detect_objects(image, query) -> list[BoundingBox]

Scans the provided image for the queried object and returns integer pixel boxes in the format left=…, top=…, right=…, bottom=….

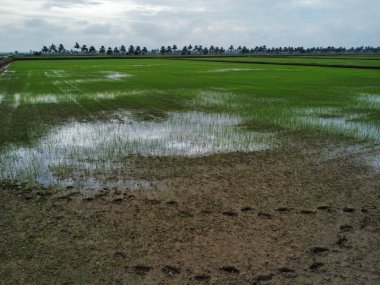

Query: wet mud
left=0, top=144, right=379, bottom=284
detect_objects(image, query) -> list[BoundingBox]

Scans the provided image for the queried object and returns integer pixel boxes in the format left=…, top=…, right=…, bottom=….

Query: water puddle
left=13, top=94, right=20, bottom=108
left=294, top=108, right=380, bottom=143
left=104, top=71, right=131, bottom=79
left=0, top=111, right=275, bottom=188
left=29, top=94, right=60, bottom=104
left=45, top=70, right=65, bottom=78
left=2, top=90, right=154, bottom=107
left=358, top=93, right=380, bottom=108
left=0, top=65, right=15, bottom=75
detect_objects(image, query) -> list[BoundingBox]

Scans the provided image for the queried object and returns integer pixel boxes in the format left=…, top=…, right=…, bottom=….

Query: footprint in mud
left=309, top=262, right=324, bottom=272
left=275, top=207, right=292, bottom=213
left=339, top=224, right=353, bottom=232
left=241, top=206, right=255, bottom=213
left=222, top=211, right=238, bottom=217
left=146, top=199, right=161, bottom=205
left=317, top=205, right=332, bottom=212
left=162, top=265, right=181, bottom=276
left=133, top=265, right=152, bottom=275
left=178, top=210, right=194, bottom=218
left=194, top=274, right=211, bottom=281
left=252, top=274, right=273, bottom=284
left=126, top=194, right=136, bottom=201
left=114, top=251, right=127, bottom=259
left=94, top=192, right=108, bottom=199
left=361, top=205, right=376, bottom=213
left=278, top=267, right=297, bottom=278
left=311, top=247, right=329, bottom=254
left=343, top=207, right=355, bottom=213
left=219, top=266, right=240, bottom=274
left=112, top=196, right=124, bottom=203
left=200, top=209, right=213, bottom=215
left=82, top=197, right=95, bottom=202
left=258, top=212, right=273, bottom=219
left=166, top=201, right=178, bottom=206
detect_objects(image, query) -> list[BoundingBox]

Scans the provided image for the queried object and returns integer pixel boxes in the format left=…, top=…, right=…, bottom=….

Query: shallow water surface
left=0, top=111, right=275, bottom=188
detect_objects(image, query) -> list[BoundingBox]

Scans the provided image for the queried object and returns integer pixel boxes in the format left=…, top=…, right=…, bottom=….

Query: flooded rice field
left=1, top=59, right=379, bottom=285
left=0, top=111, right=275, bottom=188
left=294, top=107, right=380, bottom=143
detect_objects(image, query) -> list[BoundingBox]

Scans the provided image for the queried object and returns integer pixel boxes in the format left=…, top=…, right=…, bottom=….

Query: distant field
left=190, top=56, right=380, bottom=68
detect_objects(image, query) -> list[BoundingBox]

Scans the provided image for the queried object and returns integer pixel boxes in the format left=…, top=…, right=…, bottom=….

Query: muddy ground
left=0, top=141, right=379, bottom=284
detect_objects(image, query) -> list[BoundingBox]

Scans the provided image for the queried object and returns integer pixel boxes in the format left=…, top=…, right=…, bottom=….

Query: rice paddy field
left=193, top=55, right=380, bottom=68
left=0, top=57, right=379, bottom=284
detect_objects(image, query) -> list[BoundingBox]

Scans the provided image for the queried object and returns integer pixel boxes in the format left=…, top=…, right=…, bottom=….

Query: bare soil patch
left=0, top=143, right=379, bottom=284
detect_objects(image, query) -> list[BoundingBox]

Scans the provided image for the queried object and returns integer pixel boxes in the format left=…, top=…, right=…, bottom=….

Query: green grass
left=0, top=58, right=379, bottom=148
left=191, top=56, right=380, bottom=67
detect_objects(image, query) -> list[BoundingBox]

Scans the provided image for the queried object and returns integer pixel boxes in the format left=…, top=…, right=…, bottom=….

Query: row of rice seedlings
left=289, top=107, right=380, bottom=143
left=190, top=89, right=379, bottom=143
left=189, top=89, right=283, bottom=111
left=1, top=89, right=161, bottom=107
left=357, top=93, right=380, bottom=109
left=0, top=111, right=276, bottom=187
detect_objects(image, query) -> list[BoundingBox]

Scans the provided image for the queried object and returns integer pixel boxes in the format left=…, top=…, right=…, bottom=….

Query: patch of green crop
left=193, top=56, right=380, bottom=67
left=0, top=58, right=379, bottom=150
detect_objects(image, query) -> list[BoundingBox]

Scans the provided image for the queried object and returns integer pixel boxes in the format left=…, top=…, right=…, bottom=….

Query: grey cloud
left=0, top=0, right=379, bottom=52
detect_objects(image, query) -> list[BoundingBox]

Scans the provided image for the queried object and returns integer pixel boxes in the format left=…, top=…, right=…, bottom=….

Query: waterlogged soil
left=0, top=143, right=379, bottom=284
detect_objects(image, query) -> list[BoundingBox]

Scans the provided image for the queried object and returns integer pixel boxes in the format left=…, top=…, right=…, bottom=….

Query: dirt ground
left=0, top=141, right=379, bottom=284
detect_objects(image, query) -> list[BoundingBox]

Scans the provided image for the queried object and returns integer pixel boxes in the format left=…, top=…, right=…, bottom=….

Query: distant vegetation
left=27, top=43, right=380, bottom=56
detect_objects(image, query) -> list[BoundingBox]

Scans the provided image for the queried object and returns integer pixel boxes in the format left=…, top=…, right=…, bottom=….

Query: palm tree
left=89, top=46, right=97, bottom=53
left=81, top=45, right=88, bottom=53
left=142, top=47, right=148, bottom=55
left=135, top=46, right=141, bottom=55
left=128, top=45, right=135, bottom=55
left=113, top=47, right=120, bottom=54
left=41, top=46, right=49, bottom=54
left=160, top=46, right=166, bottom=55
left=166, top=46, right=172, bottom=54
left=74, top=42, right=80, bottom=53
left=49, top=44, right=57, bottom=53
left=107, top=47, right=113, bottom=55
left=172, top=45, right=178, bottom=53
left=58, top=44, right=65, bottom=53
left=99, top=46, right=106, bottom=55
left=120, top=45, right=126, bottom=54
left=228, top=45, right=234, bottom=53
left=181, top=46, right=188, bottom=55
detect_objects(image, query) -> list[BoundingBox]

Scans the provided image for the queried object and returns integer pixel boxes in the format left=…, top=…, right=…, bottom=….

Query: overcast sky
left=0, top=0, right=379, bottom=52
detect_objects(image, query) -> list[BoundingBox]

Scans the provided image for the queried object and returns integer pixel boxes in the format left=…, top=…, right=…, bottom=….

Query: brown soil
left=0, top=143, right=379, bottom=284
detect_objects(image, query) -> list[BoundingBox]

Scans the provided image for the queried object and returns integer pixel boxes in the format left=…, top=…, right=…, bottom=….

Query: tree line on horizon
left=33, top=42, right=380, bottom=56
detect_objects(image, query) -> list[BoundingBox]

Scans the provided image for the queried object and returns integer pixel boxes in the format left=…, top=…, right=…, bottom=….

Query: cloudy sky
left=0, top=0, right=379, bottom=52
